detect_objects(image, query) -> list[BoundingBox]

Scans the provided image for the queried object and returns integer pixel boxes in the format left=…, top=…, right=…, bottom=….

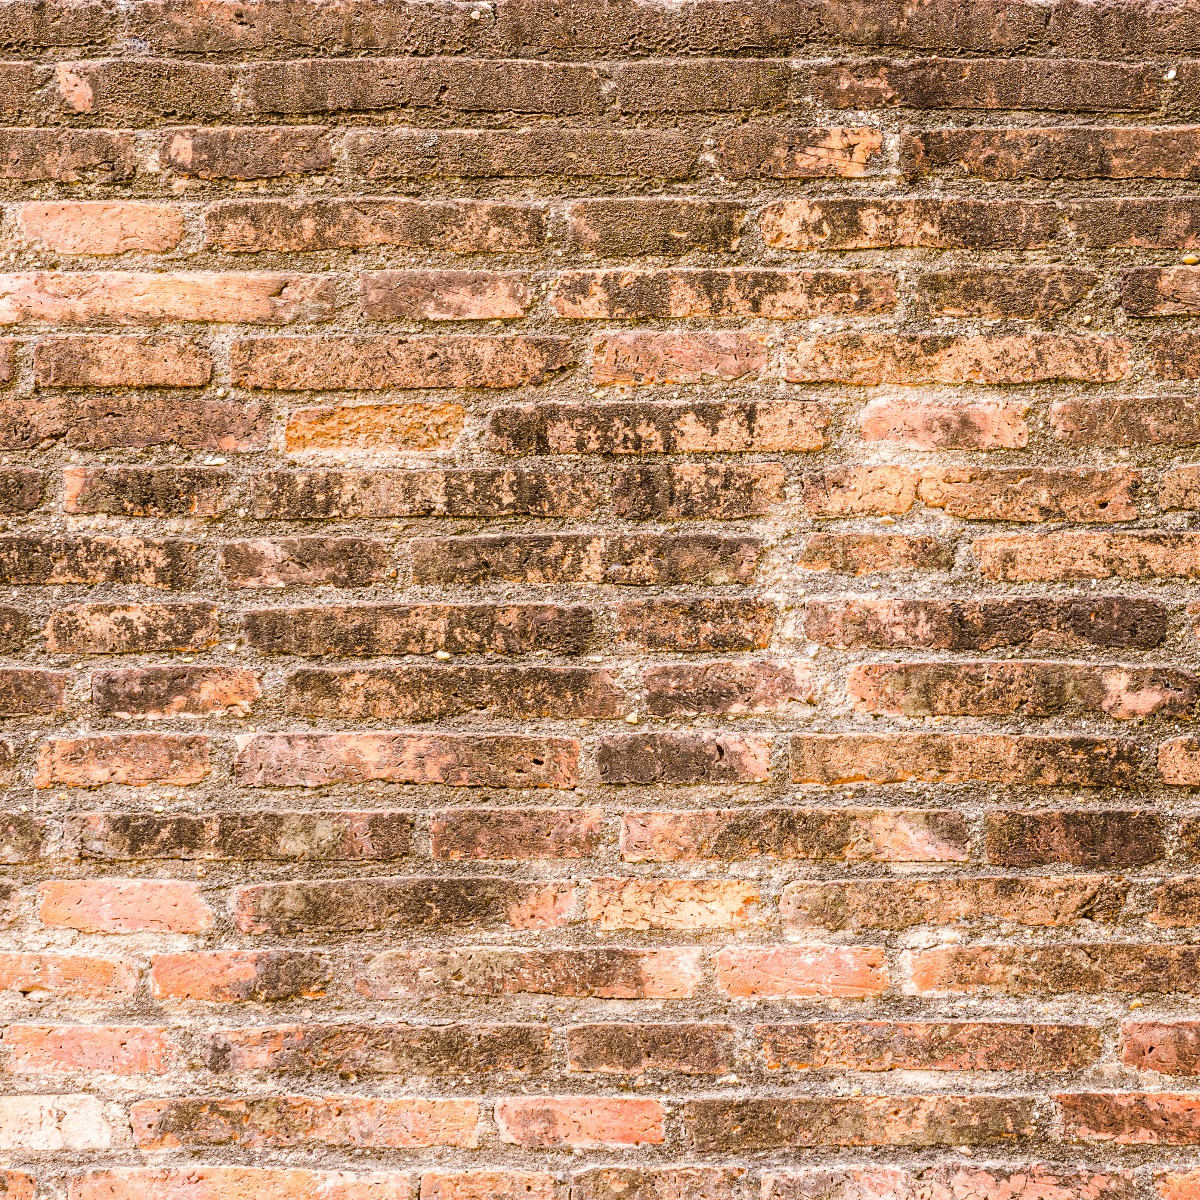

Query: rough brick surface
left=1, top=2, right=1198, bottom=1193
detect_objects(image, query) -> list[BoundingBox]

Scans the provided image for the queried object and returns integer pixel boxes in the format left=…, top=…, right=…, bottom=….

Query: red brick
left=132, top=1096, right=480, bottom=1149
left=255, top=468, right=597, bottom=520
left=563, top=198, right=746, bottom=255
left=806, top=596, right=1168, bottom=651
left=919, top=267, right=1096, bottom=317
left=566, top=1023, right=735, bottom=1074
left=0, top=953, right=137, bottom=1000
left=813, top=57, right=1159, bottom=110
left=592, top=330, right=767, bottom=385
left=990, top=809, right=1165, bottom=868
left=243, top=603, right=593, bottom=657
left=975, top=532, right=1200, bottom=581
left=1122, top=1022, right=1200, bottom=1075
left=0, top=272, right=335, bottom=325
left=1056, top=395, right=1200, bottom=446
left=0, top=668, right=64, bottom=715
left=421, top=1173, right=550, bottom=1200
left=234, top=732, right=579, bottom=789
left=1149, top=331, right=1200, bottom=378
left=491, top=399, right=827, bottom=453
left=760, top=1021, right=1100, bottom=1071
left=39, top=879, right=212, bottom=933
left=362, top=271, right=533, bottom=320
left=91, top=666, right=260, bottom=717
left=905, top=127, right=1200, bottom=179
left=0, top=535, right=196, bottom=588
left=347, top=128, right=699, bottom=180
left=800, top=466, right=916, bottom=516
left=2, top=1025, right=175, bottom=1075
left=615, top=58, right=795, bottom=111
left=919, top=466, right=1139, bottom=522
left=495, top=1097, right=663, bottom=1148
left=621, top=807, right=967, bottom=863
left=585, top=878, right=760, bottom=929
left=34, top=336, right=212, bottom=388
left=850, top=662, right=1194, bottom=720
left=1147, top=877, right=1200, bottom=926
left=791, top=733, right=1139, bottom=786
left=1161, top=466, right=1200, bottom=510
left=763, top=1168, right=1134, bottom=1200
left=906, top=944, right=1200, bottom=996
left=77, top=807, right=400, bottom=866
left=1064, top=199, right=1200, bottom=248
left=0, top=1173, right=30, bottom=1200
left=714, top=946, right=888, bottom=998
left=551, top=268, right=894, bottom=319
left=207, top=198, right=545, bottom=252
left=799, top=533, right=952, bottom=574
left=1060, top=1093, right=1200, bottom=1144
left=613, top=462, right=785, bottom=519
left=785, top=332, right=1128, bottom=384
left=1159, top=1171, right=1200, bottom=1200
left=45, top=602, right=219, bottom=654
left=761, top=198, right=1058, bottom=249
left=643, top=661, right=811, bottom=715
left=150, top=951, right=331, bottom=1003
left=54, top=59, right=238, bottom=119
left=430, top=809, right=602, bottom=860
left=685, top=1096, right=1034, bottom=1149
left=220, top=538, right=389, bottom=587
left=0, top=1093, right=126, bottom=1150
left=0, top=129, right=134, bottom=182
left=286, top=664, right=623, bottom=721
left=164, top=127, right=332, bottom=179
left=240, top=58, right=603, bottom=115
left=284, top=404, right=464, bottom=453
left=235, top=878, right=574, bottom=934
left=17, top=201, right=183, bottom=254
left=356, top=948, right=701, bottom=1000
left=572, top=1169, right=742, bottom=1200
left=616, top=598, right=775, bottom=651
left=232, top=335, right=572, bottom=390
left=714, top=126, right=884, bottom=177
left=1124, top=267, right=1200, bottom=315
left=35, top=733, right=210, bottom=788
left=204, top=1022, right=549, bottom=1076
left=70, top=1168, right=410, bottom=1200
left=411, top=534, right=759, bottom=586
left=860, top=395, right=1029, bottom=448
left=0, top=395, right=267, bottom=451
left=786, top=877, right=1124, bottom=930
left=64, top=466, right=229, bottom=518
left=597, top=732, right=771, bottom=785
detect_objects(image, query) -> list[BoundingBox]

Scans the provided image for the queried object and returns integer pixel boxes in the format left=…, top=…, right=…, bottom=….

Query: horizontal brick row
left=0, top=1014, right=1197, bottom=1075
left=10, top=58, right=1200, bottom=122
left=2, top=1089, right=1200, bottom=1150
left=20, top=197, right=1200, bottom=255
left=16, top=530, right=1200, bottom=587
left=11, top=870, right=1200, bottom=932
left=3, top=729, right=1200, bottom=787
left=2, top=659, right=1200, bottom=726
left=23, top=125, right=1200, bottom=181
left=26, top=940, right=1200, bottom=1001
left=9, top=0, right=1200, bottom=58
left=0, top=806, right=1196, bottom=866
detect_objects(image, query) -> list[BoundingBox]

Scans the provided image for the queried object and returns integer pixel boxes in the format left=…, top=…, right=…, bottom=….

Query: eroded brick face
left=2, top=2, right=1200, bottom=1194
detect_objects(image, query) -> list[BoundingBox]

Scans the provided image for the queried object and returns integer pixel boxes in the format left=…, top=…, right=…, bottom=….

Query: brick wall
left=3, top=0, right=1200, bottom=1196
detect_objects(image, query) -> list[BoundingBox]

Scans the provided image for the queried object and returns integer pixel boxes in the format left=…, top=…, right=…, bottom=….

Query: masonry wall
left=5, top=0, right=1200, bottom=1196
